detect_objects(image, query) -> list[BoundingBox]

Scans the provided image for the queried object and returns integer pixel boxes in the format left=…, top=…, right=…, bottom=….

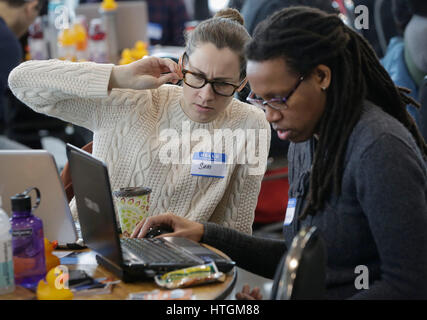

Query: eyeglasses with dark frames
left=180, top=52, right=246, bottom=97
left=246, top=76, right=304, bottom=111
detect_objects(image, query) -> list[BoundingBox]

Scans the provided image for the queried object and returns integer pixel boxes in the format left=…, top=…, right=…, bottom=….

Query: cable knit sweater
left=8, top=59, right=271, bottom=234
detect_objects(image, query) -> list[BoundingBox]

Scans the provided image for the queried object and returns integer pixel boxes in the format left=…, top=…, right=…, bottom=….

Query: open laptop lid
left=66, top=143, right=124, bottom=267
left=0, top=150, right=77, bottom=245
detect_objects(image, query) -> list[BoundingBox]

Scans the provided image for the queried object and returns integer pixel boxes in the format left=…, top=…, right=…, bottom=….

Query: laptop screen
left=66, top=144, right=124, bottom=266
left=0, top=150, right=77, bottom=245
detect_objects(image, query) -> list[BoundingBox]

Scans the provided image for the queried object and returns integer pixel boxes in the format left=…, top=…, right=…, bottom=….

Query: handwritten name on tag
left=190, top=152, right=227, bottom=178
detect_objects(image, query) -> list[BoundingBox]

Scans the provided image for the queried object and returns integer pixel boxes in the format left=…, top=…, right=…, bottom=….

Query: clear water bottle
left=47, top=0, right=63, bottom=59
left=0, top=197, right=15, bottom=295
left=88, top=18, right=108, bottom=63
left=10, top=187, right=46, bottom=289
left=57, top=27, right=76, bottom=61
left=74, top=15, right=89, bottom=61
left=99, top=0, right=119, bottom=64
left=28, top=16, right=49, bottom=60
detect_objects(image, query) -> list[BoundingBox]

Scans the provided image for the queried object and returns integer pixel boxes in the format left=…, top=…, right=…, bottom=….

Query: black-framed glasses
left=180, top=52, right=246, bottom=97
left=246, top=76, right=305, bottom=111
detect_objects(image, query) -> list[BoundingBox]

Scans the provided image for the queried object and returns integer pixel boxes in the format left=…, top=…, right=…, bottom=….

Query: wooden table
left=1, top=244, right=237, bottom=300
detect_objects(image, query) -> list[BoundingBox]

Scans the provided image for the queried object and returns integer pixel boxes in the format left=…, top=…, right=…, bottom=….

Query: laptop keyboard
left=121, top=238, right=201, bottom=264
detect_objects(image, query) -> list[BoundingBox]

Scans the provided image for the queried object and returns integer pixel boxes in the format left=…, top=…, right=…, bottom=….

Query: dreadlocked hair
left=246, top=6, right=427, bottom=219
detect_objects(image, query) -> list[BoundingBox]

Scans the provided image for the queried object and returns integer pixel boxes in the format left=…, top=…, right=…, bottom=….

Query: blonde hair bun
left=214, top=8, right=245, bottom=26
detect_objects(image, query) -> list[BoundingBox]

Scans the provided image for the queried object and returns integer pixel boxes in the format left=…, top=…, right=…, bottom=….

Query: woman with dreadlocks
left=131, top=6, right=427, bottom=299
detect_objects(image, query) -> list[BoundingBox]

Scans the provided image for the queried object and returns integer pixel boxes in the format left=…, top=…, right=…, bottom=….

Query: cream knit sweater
left=8, top=59, right=271, bottom=234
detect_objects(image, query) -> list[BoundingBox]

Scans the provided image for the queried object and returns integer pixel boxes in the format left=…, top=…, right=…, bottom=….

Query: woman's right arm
left=8, top=59, right=114, bottom=131
left=8, top=57, right=181, bottom=131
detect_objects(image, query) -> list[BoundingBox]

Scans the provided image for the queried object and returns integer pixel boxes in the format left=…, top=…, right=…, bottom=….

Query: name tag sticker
left=284, top=198, right=296, bottom=226
left=191, top=152, right=226, bottom=178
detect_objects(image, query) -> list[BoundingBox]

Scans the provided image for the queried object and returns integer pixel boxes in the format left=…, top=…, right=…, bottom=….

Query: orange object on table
left=44, top=238, right=60, bottom=272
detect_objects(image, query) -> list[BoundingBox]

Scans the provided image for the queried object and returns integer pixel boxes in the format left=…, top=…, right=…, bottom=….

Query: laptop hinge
left=95, top=254, right=125, bottom=280
left=95, top=254, right=155, bottom=282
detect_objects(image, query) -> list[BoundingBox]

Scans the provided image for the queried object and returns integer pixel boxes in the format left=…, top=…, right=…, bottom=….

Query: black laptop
left=66, top=143, right=235, bottom=282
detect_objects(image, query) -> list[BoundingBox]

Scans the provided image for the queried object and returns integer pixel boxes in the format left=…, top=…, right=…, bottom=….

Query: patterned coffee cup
left=112, top=187, right=151, bottom=237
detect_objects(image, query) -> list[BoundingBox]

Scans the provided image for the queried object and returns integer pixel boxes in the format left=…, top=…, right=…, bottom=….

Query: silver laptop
left=0, top=150, right=78, bottom=246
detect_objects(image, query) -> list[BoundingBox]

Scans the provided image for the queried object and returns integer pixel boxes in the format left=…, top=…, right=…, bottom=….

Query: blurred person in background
left=0, top=0, right=42, bottom=149
left=351, top=0, right=397, bottom=58
left=240, top=0, right=336, bottom=36
left=381, top=0, right=427, bottom=129
left=228, top=0, right=245, bottom=11
left=145, top=0, right=189, bottom=46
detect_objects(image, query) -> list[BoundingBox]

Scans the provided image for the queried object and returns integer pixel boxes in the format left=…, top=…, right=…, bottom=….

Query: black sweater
left=202, top=102, right=427, bottom=299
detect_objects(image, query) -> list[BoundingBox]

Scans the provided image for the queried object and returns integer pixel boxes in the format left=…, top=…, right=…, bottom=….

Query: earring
left=321, top=87, right=327, bottom=91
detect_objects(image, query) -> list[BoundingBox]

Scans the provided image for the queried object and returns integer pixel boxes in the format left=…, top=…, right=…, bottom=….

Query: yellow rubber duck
left=131, top=41, right=148, bottom=60
left=119, top=49, right=135, bottom=65
left=101, top=0, right=117, bottom=11
left=44, top=238, right=60, bottom=272
left=37, top=267, right=74, bottom=300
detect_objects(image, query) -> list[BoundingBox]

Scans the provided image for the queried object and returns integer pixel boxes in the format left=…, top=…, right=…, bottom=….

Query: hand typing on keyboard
left=121, top=237, right=201, bottom=264
left=131, top=213, right=205, bottom=243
